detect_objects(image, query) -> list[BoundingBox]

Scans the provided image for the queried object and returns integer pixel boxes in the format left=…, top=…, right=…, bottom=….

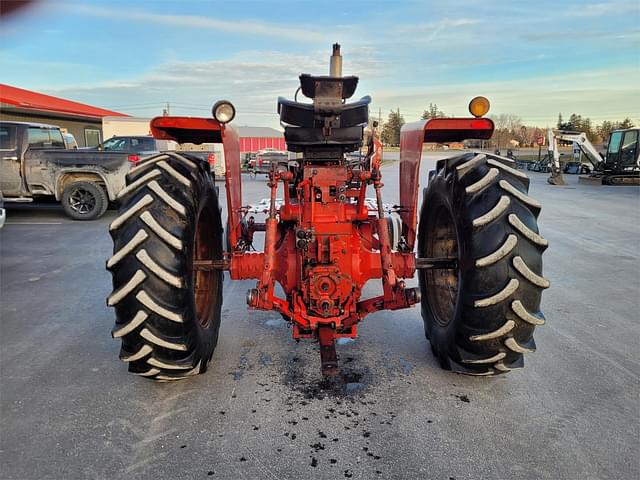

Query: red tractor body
left=108, top=45, right=547, bottom=381
left=149, top=90, right=494, bottom=374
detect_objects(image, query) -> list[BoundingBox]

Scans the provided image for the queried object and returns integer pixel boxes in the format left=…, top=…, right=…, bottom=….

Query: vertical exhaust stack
left=329, top=43, right=343, bottom=77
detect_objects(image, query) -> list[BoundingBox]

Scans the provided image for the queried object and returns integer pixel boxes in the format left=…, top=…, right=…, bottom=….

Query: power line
left=105, top=102, right=169, bottom=108
left=113, top=102, right=637, bottom=126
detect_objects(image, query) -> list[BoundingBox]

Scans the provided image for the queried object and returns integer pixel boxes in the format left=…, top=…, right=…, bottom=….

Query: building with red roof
left=0, top=84, right=128, bottom=147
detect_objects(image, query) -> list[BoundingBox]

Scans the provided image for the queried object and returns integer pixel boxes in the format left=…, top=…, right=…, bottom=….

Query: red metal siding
left=240, top=136, right=286, bottom=153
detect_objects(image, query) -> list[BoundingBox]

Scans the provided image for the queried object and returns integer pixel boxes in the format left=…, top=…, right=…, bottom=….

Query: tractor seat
left=283, top=125, right=365, bottom=153
left=277, top=95, right=371, bottom=129
left=278, top=96, right=370, bottom=153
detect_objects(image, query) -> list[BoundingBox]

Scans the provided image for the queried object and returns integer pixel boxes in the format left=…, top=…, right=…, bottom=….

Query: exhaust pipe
left=329, top=43, right=342, bottom=77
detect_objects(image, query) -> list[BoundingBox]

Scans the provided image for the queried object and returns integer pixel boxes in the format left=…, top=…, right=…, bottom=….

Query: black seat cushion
left=278, top=96, right=371, bottom=128
left=284, top=126, right=364, bottom=153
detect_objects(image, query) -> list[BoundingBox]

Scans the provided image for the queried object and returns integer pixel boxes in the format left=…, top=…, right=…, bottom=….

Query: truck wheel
left=61, top=181, right=108, bottom=220
left=106, top=152, right=224, bottom=381
left=418, top=152, right=549, bottom=375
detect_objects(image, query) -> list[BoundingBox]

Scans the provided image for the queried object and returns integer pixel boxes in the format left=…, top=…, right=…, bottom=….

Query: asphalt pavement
left=1, top=153, right=638, bottom=480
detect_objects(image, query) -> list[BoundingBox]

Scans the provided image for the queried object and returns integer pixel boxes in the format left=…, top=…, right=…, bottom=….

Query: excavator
left=547, top=128, right=640, bottom=185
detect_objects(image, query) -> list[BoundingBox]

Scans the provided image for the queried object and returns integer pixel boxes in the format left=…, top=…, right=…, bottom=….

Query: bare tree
left=491, top=114, right=523, bottom=149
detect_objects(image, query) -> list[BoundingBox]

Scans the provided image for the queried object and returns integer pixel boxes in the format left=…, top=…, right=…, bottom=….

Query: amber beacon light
left=468, top=96, right=490, bottom=117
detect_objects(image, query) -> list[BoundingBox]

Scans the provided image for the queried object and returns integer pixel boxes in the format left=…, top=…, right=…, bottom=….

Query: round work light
left=212, top=100, right=236, bottom=124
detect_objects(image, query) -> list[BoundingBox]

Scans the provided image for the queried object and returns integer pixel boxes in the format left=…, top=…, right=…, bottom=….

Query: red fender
left=149, top=116, right=243, bottom=248
left=398, top=117, right=494, bottom=249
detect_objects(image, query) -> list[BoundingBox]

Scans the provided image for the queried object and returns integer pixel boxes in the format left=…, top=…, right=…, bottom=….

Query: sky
left=1, top=0, right=639, bottom=128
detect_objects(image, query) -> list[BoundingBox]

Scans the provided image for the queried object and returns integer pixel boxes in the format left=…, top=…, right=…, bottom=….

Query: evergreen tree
left=381, top=109, right=404, bottom=146
left=619, top=118, right=634, bottom=129
left=421, top=103, right=446, bottom=120
left=567, top=113, right=582, bottom=131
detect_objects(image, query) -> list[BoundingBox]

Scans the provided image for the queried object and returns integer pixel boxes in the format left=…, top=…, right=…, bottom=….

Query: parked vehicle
left=546, top=128, right=639, bottom=185
left=597, top=128, right=639, bottom=184
left=242, top=152, right=256, bottom=171
left=248, top=149, right=288, bottom=177
left=0, top=121, right=131, bottom=220
left=0, top=191, right=5, bottom=228
left=564, top=161, right=591, bottom=174
left=101, top=117, right=225, bottom=176
left=92, top=135, right=174, bottom=166
left=188, top=150, right=225, bottom=178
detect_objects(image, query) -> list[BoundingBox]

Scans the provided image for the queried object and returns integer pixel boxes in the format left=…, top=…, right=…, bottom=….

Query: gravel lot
left=1, top=153, right=638, bottom=480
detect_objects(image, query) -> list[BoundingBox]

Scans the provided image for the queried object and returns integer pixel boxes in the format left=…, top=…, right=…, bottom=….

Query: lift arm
left=546, top=129, right=603, bottom=185
left=548, top=129, right=602, bottom=169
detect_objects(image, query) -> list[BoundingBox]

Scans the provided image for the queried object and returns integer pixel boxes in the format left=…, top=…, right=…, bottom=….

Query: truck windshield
left=102, top=138, right=128, bottom=151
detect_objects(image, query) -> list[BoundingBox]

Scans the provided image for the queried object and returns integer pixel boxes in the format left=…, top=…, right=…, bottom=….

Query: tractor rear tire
left=418, top=152, right=549, bottom=375
left=107, top=152, right=224, bottom=381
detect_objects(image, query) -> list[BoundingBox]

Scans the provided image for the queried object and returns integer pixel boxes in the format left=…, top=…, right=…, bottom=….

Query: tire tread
left=419, top=152, right=548, bottom=375
left=107, top=152, right=223, bottom=381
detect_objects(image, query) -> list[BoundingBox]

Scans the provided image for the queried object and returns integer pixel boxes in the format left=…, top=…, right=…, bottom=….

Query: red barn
left=237, top=126, right=286, bottom=153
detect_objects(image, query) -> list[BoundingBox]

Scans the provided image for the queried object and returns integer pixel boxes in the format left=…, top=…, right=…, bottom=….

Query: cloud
left=520, top=28, right=639, bottom=41
left=69, top=4, right=333, bottom=43
left=43, top=48, right=387, bottom=126
left=385, top=17, right=482, bottom=45
left=564, top=1, right=638, bottom=17
left=44, top=56, right=639, bottom=129
left=5, top=2, right=637, bottom=128
left=370, top=67, right=640, bottom=125
left=394, top=17, right=482, bottom=32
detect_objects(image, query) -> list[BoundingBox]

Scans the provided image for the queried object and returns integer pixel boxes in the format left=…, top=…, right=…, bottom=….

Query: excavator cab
left=605, top=129, right=639, bottom=172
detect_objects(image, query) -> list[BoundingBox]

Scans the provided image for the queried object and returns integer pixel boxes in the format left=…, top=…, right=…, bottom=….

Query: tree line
left=378, top=105, right=634, bottom=147
left=556, top=113, right=634, bottom=143
left=380, top=103, right=446, bottom=146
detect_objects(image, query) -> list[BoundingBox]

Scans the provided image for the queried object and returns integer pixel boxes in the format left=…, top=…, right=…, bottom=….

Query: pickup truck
left=0, top=121, right=131, bottom=220
left=90, top=135, right=175, bottom=165
left=247, top=149, right=289, bottom=177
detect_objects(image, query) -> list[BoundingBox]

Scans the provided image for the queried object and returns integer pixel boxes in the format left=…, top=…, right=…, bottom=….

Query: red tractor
left=107, top=45, right=549, bottom=381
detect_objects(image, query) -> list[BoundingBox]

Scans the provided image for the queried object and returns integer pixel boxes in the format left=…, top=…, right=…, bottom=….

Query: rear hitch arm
left=318, top=326, right=339, bottom=376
